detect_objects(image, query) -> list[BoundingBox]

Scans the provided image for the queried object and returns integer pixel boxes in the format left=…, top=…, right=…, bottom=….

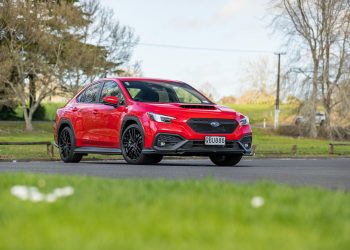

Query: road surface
left=0, top=158, right=349, bottom=190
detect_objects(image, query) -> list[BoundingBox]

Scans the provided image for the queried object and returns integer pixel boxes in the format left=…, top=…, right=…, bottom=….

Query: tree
left=118, top=61, right=143, bottom=77
left=272, top=0, right=350, bottom=138
left=218, top=95, right=236, bottom=105
left=0, top=0, right=138, bottom=130
left=59, top=0, right=138, bottom=96
left=198, top=82, right=219, bottom=101
left=240, top=57, right=275, bottom=94
left=0, top=0, right=87, bottom=130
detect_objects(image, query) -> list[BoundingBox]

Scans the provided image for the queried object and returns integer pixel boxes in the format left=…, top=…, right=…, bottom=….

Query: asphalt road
left=0, top=158, right=349, bottom=190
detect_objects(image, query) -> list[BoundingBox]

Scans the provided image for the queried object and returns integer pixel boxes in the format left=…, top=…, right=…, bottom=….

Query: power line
left=138, top=42, right=274, bottom=54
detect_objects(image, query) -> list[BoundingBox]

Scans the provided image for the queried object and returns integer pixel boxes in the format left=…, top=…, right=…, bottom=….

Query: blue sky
left=100, top=0, right=283, bottom=97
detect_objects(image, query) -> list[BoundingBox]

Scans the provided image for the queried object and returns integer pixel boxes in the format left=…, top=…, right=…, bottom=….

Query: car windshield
left=122, top=81, right=213, bottom=104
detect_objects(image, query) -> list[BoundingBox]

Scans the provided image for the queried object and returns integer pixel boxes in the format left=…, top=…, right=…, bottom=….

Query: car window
left=100, top=81, right=125, bottom=105
left=173, top=86, right=202, bottom=103
left=77, top=83, right=101, bottom=103
left=122, top=81, right=211, bottom=104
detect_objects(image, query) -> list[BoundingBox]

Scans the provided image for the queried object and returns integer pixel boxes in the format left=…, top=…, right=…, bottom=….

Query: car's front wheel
left=121, top=124, right=162, bottom=164
left=58, top=127, right=83, bottom=163
left=209, top=154, right=242, bottom=166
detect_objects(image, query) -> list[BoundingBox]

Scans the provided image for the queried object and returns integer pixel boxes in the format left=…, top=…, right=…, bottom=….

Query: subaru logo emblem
left=210, top=121, right=220, bottom=127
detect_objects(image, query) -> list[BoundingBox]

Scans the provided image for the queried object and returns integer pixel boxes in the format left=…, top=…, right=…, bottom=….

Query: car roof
left=101, top=77, right=187, bottom=84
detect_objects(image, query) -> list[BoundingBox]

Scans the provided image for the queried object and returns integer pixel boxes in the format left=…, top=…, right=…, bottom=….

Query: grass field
left=0, top=121, right=117, bottom=161
left=228, top=103, right=298, bottom=126
left=14, top=102, right=66, bottom=121
left=1, top=121, right=350, bottom=160
left=0, top=174, right=349, bottom=250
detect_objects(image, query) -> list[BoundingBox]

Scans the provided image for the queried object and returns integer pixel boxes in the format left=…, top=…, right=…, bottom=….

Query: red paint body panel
left=54, top=77, right=252, bottom=151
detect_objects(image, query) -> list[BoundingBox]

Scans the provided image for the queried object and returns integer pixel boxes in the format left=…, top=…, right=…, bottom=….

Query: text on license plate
left=205, top=136, right=226, bottom=145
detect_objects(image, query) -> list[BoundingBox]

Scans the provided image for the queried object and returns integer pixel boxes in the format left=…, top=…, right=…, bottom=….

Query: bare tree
left=59, top=0, right=138, bottom=96
left=198, top=82, right=219, bottom=101
left=240, top=57, right=275, bottom=94
left=118, top=61, right=143, bottom=77
left=272, top=0, right=350, bottom=138
left=318, top=1, right=350, bottom=137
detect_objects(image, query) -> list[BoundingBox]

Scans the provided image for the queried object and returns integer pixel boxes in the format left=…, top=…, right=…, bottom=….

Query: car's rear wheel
left=121, top=124, right=162, bottom=164
left=58, top=127, right=83, bottom=163
left=209, top=154, right=242, bottom=166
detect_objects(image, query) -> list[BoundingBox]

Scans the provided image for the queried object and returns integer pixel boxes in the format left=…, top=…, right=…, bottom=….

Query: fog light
left=244, top=143, right=251, bottom=148
left=156, top=134, right=183, bottom=148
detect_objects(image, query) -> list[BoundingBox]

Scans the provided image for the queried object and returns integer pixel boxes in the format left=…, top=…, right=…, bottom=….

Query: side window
left=100, top=81, right=125, bottom=105
left=77, top=91, right=86, bottom=103
left=77, top=83, right=101, bottom=103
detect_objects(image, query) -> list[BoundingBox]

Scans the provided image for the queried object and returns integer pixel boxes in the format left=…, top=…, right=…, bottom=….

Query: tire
left=209, top=154, right=242, bottom=166
left=121, top=124, right=160, bottom=165
left=148, top=155, right=163, bottom=164
left=58, top=127, right=83, bottom=163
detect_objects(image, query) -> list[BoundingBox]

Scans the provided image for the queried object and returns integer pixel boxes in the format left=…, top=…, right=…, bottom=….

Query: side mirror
left=102, top=96, right=119, bottom=106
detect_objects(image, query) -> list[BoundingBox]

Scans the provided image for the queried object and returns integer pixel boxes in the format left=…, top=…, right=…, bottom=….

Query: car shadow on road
left=82, top=160, right=254, bottom=168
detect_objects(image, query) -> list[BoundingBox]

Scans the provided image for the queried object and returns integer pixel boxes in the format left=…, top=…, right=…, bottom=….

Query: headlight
left=240, top=116, right=249, bottom=126
left=148, top=112, right=175, bottom=123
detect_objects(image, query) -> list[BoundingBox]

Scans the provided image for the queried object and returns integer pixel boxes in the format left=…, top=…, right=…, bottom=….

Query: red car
left=54, top=78, right=252, bottom=166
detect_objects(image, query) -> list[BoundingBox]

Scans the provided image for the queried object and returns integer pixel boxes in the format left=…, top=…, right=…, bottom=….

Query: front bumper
left=142, top=133, right=253, bottom=156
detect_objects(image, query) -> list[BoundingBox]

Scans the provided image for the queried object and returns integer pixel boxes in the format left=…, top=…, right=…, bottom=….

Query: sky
left=100, top=0, right=284, bottom=98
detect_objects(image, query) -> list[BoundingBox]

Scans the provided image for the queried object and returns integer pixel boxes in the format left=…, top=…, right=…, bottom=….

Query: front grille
left=187, top=118, right=238, bottom=134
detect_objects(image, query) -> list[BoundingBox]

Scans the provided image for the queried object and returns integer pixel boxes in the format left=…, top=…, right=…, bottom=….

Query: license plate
left=205, top=136, right=226, bottom=145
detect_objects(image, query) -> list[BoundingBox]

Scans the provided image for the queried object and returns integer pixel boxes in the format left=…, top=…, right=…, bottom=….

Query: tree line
left=0, top=0, right=138, bottom=130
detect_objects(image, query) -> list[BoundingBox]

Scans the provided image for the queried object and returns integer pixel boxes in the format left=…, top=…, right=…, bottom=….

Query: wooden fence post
left=252, top=145, right=256, bottom=155
left=291, top=145, right=297, bottom=156
left=47, top=144, right=54, bottom=158
left=328, top=143, right=334, bottom=154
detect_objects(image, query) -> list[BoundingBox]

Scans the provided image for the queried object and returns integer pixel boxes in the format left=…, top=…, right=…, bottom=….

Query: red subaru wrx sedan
left=54, top=78, right=252, bottom=166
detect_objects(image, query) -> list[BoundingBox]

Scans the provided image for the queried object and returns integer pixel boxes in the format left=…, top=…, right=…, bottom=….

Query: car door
left=93, top=80, right=127, bottom=148
left=78, top=82, right=103, bottom=147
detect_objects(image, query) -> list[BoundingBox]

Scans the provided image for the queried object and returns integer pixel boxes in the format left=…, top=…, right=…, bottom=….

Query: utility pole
left=274, top=52, right=286, bottom=129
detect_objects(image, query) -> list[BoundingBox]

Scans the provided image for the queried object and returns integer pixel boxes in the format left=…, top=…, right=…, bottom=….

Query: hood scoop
left=179, top=104, right=217, bottom=110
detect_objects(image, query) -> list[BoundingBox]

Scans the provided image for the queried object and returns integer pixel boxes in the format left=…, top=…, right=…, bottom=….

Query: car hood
left=137, top=103, right=241, bottom=120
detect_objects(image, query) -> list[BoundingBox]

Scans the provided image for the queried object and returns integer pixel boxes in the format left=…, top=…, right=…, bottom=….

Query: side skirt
left=74, top=147, right=122, bottom=155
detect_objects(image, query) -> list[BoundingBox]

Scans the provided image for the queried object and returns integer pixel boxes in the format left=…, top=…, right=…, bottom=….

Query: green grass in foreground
left=1, top=121, right=350, bottom=160
left=0, top=174, right=349, bottom=250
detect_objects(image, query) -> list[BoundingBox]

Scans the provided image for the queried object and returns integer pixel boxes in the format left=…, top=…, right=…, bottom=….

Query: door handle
left=72, top=107, right=78, bottom=112
left=92, top=110, right=98, bottom=115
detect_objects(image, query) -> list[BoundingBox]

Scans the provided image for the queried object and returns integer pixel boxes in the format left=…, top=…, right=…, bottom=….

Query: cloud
left=170, top=0, right=251, bottom=30
left=216, top=1, right=249, bottom=20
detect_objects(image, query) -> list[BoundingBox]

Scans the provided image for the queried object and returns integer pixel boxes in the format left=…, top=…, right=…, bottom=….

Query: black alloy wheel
left=121, top=124, right=163, bottom=164
left=58, top=127, right=83, bottom=163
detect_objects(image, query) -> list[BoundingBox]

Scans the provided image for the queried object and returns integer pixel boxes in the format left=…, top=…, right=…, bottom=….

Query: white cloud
left=216, top=1, right=249, bottom=20
left=170, top=0, right=252, bottom=30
